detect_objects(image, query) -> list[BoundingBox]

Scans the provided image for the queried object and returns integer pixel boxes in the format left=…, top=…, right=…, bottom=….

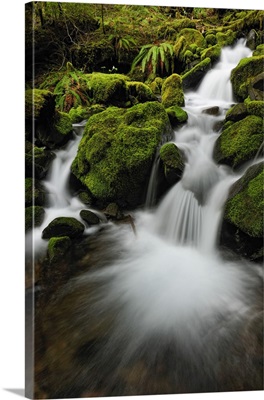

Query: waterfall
left=36, top=40, right=263, bottom=396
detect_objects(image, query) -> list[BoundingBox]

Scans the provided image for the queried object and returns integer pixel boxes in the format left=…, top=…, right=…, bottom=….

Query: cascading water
left=38, top=40, right=263, bottom=397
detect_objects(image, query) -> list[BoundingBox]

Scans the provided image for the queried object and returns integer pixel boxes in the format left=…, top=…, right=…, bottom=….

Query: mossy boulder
left=166, top=106, right=188, bottom=126
left=127, top=81, right=156, bottom=104
left=246, top=29, right=258, bottom=51
left=225, top=103, right=248, bottom=122
left=182, top=58, right=211, bottom=90
left=213, top=115, right=264, bottom=169
left=25, top=206, right=45, bottom=232
left=25, top=144, right=55, bottom=179
left=36, top=110, right=73, bottom=149
left=220, top=162, right=263, bottom=261
left=89, top=73, right=129, bottom=106
left=25, top=178, right=46, bottom=207
left=253, top=44, right=264, bottom=57
left=161, top=74, right=185, bottom=108
left=80, top=210, right=100, bottom=225
left=48, top=236, right=72, bottom=263
left=71, top=101, right=172, bottom=208
left=42, top=217, right=85, bottom=239
left=246, top=100, right=264, bottom=118
left=216, top=30, right=237, bottom=47
left=200, top=45, right=221, bottom=63
left=205, top=34, right=217, bottom=46
left=159, top=142, right=184, bottom=185
left=248, top=72, right=264, bottom=101
left=68, top=105, right=106, bottom=123
left=230, top=55, right=264, bottom=101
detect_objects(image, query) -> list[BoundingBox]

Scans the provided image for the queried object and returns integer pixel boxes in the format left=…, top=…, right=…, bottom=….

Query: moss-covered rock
left=25, top=89, right=56, bottom=140
left=246, top=100, right=264, bottom=118
left=71, top=101, right=171, bottom=208
left=225, top=103, right=248, bottom=122
left=25, top=178, right=46, bottom=207
left=166, top=106, right=188, bottom=126
left=220, top=162, right=263, bottom=261
left=159, top=142, right=184, bottom=185
left=80, top=210, right=100, bottom=225
left=246, top=29, right=258, bottom=51
left=78, top=191, right=93, bottom=205
left=216, top=30, right=237, bottom=47
left=248, top=72, right=264, bottom=101
left=213, top=115, right=264, bottom=169
left=182, top=58, right=211, bottom=90
left=36, top=111, right=73, bottom=149
left=25, top=206, right=45, bottom=232
left=205, top=34, right=217, bottom=46
left=68, top=105, right=106, bottom=123
left=230, top=55, right=264, bottom=101
left=253, top=44, right=264, bottom=57
left=200, top=44, right=221, bottom=63
left=89, top=73, right=129, bottom=106
left=148, top=77, right=164, bottom=95
left=48, top=236, right=72, bottom=263
left=42, top=217, right=85, bottom=239
left=127, top=81, right=156, bottom=103
left=161, top=74, right=185, bottom=108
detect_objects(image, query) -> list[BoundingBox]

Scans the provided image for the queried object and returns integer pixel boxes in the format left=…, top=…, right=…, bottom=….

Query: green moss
left=214, top=115, right=264, bottom=168
left=161, top=74, right=184, bottom=108
left=246, top=101, right=264, bottom=118
left=200, top=44, right=221, bottom=63
left=230, top=55, right=264, bottom=101
left=159, top=142, right=184, bottom=184
left=25, top=206, right=45, bottom=232
left=25, top=89, right=54, bottom=119
left=68, top=104, right=106, bottom=123
left=42, top=217, right=85, bottom=239
left=148, top=77, right=164, bottom=95
left=225, top=166, right=264, bottom=237
left=71, top=102, right=171, bottom=207
left=177, top=28, right=206, bottom=49
left=216, top=30, right=237, bottom=47
left=48, top=236, right=71, bottom=262
left=253, top=44, right=264, bottom=57
left=55, top=112, right=72, bottom=136
left=90, top=72, right=129, bottom=105
left=166, top=106, right=188, bottom=126
left=225, top=103, right=248, bottom=122
left=182, top=58, right=211, bottom=90
left=205, top=34, right=217, bottom=46
left=127, top=81, right=156, bottom=103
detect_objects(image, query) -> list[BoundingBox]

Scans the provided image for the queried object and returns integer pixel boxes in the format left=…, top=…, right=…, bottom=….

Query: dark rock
left=246, top=29, right=258, bottom=51
left=42, top=217, right=85, bottom=239
left=159, top=143, right=184, bottom=186
left=248, top=72, right=264, bottom=101
left=80, top=210, right=100, bottom=225
left=202, top=106, right=220, bottom=116
left=225, top=103, right=248, bottom=122
left=104, top=203, right=123, bottom=220
left=48, top=236, right=72, bottom=263
left=78, top=191, right=93, bottom=206
left=25, top=145, right=55, bottom=179
left=182, top=58, right=211, bottom=90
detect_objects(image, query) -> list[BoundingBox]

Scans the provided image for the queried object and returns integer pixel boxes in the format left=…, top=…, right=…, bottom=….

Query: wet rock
left=202, top=106, right=220, bottom=116
left=220, top=162, right=263, bottom=261
left=246, top=29, right=258, bottom=51
left=104, top=203, right=123, bottom=220
left=248, top=72, right=264, bottom=101
left=25, top=144, right=55, bottom=179
left=80, top=210, right=100, bottom=225
left=159, top=143, right=184, bottom=186
left=213, top=115, right=263, bottom=168
left=48, top=236, right=72, bottom=263
left=166, top=106, right=188, bottom=126
left=225, top=103, right=248, bottom=122
left=161, top=74, right=185, bottom=107
left=182, top=58, right=211, bottom=90
left=78, top=191, right=93, bottom=206
left=42, top=217, right=85, bottom=239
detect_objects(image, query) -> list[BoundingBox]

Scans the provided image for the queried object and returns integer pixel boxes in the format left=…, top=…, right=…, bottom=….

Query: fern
left=131, top=42, right=175, bottom=77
